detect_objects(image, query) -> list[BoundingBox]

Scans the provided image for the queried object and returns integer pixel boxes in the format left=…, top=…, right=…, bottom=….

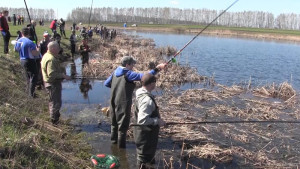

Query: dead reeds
left=83, top=31, right=300, bottom=167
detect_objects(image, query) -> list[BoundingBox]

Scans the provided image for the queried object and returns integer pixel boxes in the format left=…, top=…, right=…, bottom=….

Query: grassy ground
left=101, top=22, right=300, bottom=37
left=0, top=23, right=91, bottom=168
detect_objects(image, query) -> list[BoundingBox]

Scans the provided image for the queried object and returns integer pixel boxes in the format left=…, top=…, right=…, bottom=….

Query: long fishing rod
left=167, top=0, right=239, bottom=64
left=23, top=0, right=31, bottom=23
left=130, top=120, right=300, bottom=127
left=23, top=0, right=38, bottom=43
left=88, top=0, right=94, bottom=27
left=72, top=76, right=107, bottom=80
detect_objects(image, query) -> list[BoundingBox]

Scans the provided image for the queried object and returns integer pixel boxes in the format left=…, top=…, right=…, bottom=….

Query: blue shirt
left=14, top=37, right=37, bottom=60
left=104, top=66, right=157, bottom=88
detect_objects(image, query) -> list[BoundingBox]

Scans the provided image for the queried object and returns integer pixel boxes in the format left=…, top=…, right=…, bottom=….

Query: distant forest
left=1, top=7, right=300, bottom=30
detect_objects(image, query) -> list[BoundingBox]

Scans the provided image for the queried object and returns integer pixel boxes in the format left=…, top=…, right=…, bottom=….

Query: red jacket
left=0, top=16, right=9, bottom=31
left=50, top=20, right=56, bottom=30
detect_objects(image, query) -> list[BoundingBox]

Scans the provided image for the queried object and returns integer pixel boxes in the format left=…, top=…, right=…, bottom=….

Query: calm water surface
left=126, top=30, right=300, bottom=90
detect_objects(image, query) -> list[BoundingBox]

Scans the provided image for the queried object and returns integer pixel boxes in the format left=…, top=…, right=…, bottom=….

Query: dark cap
left=121, top=56, right=136, bottom=66
left=21, top=27, right=30, bottom=36
left=141, top=73, right=156, bottom=86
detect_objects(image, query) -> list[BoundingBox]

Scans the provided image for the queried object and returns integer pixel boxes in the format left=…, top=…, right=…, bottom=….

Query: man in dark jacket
left=12, top=14, right=16, bottom=26
left=0, top=10, right=11, bottom=54
left=104, top=56, right=166, bottom=149
left=134, top=73, right=165, bottom=169
left=27, top=20, right=37, bottom=43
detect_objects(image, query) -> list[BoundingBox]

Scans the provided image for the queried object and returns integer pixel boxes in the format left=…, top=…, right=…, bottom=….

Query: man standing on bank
left=0, top=10, right=11, bottom=54
left=134, top=73, right=165, bottom=169
left=104, top=56, right=166, bottom=149
left=14, top=27, right=40, bottom=98
left=41, top=41, right=71, bottom=124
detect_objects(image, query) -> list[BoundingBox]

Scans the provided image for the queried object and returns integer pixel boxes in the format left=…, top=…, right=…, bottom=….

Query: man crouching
left=134, top=73, right=166, bottom=169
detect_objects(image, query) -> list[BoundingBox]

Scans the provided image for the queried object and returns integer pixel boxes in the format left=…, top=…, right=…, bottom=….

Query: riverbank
left=103, top=23, right=300, bottom=43
left=0, top=24, right=92, bottom=168
left=1, top=22, right=300, bottom=168
left=83, top=31, right=300, bottom=168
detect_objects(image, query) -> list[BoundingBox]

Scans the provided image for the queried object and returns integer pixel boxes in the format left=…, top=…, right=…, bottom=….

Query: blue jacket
left=104, top=66, right=157, bottom=88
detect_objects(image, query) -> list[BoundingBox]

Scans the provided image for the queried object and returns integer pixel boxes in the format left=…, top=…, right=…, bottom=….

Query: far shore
left=105, top=24, right=300, bottom=43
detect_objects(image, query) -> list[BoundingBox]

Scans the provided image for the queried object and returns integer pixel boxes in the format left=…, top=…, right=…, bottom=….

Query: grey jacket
left=135, top=87, right=159, bottom=125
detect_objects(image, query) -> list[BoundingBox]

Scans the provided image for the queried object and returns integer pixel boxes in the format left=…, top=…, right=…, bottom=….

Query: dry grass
left=84, top=31, right=300, bottom=167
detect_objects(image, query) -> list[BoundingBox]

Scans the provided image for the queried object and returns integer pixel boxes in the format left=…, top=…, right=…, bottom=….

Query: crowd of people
left=1, top=9, right=166, bottom=169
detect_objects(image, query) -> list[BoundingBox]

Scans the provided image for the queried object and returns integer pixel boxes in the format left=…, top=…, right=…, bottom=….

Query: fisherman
left=37, top=32, right=51, bottom=89
left=21, top=15, right=24, bottom=25
left=88, top=26, right=93, bottom=39
left=78, top=39, right=91, bottom=66
left=27, top=20, right=37, bottom=42
left=134, top=73, right=165, bottom=169
left=69, top=30, right=77, bottom=60
left=41, top=41, right=71, bottom=124
left=12, top=14, right=16, bottom=26
left=104, top=56, right=166, bottom=148
left=58, top=18, right=66, bottom=38
left=14, top=27, right=40, bottom=98
left=39, top=32, right=51, bottom=56
left=0, top=10, right=11, bottom=54
left=50, top=19, right=57, bottom=33
left=72, top=22, right=76, bottom=31
left=17, top=15, right=21, bottom=25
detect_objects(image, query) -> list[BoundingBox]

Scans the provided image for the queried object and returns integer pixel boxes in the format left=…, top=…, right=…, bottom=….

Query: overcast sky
left=1, top=0, right=300, bottom=19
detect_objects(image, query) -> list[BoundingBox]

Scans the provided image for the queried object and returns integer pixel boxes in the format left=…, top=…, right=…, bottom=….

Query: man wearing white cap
left=39, top=32, right=51, bottom=56
left=36, top=32, right=51, bottom=89
left=104, top=56, right=166, bottom=148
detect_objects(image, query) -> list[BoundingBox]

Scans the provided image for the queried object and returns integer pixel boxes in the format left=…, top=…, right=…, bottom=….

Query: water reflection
left=80, top=78, right=92, bottom=99
left=110, top=144, right=131, bottom=169
left=70, top=60, right=77, bottom=77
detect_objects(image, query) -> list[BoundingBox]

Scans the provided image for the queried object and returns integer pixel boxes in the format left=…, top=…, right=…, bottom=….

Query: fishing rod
left=130, top=120, right=300, bottom=127
left=167, top=0, right=239, bottom=64
left=23, top=0, right=38, bottom=43
left=72, top=76, right=107, bottom=80
left=88, top=0, right=94, bottom=27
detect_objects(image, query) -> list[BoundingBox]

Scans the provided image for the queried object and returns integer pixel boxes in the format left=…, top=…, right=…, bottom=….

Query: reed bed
left=93, top=32, right=300, bottom=167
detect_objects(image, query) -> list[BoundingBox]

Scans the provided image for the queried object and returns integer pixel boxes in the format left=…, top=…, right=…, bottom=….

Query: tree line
left=68, top=7, right=300, bottom=30
left=0, top=7, right=55, bottom=22
left=1, top=7, right=299, bottom=30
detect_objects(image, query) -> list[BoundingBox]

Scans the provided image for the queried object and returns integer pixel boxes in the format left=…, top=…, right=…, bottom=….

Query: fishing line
left=130, top=120, right=300, bottom=126
left=167, top=0, right=239, bottom=64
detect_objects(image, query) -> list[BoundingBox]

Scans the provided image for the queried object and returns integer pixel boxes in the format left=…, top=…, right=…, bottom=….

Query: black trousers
left=20, top=59, right=38, bottom=97
left=1, top=31, right=11, bottom=54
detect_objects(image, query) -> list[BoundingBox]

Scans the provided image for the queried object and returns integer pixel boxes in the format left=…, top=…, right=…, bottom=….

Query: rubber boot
left=111, top=126, right=118, bottom=144
left=118, top=131, right=126, bottom=148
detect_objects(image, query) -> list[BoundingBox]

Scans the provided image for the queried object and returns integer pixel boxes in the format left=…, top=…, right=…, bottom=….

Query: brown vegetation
left=90, top=32, right=300, bottom=168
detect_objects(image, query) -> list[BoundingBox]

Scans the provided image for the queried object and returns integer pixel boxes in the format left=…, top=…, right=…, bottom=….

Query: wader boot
left=118, top=131, right=127, bottom=148
left=111, top=125, right=118, bottom=144
left=109, top=72, right=135, bottom=148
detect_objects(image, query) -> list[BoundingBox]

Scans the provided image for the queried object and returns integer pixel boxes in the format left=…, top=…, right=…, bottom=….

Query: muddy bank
left=81, top=32, right=300, bottom=168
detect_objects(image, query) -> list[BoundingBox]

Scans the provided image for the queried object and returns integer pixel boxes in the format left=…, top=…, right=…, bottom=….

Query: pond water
left=60, top=31, right=300, bottom=168
left=126, top=30, right=300, bottom=90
